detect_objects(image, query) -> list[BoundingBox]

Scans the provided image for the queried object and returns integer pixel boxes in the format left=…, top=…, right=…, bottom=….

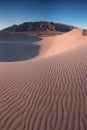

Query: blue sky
left=0, top=0, right=87, bottom=29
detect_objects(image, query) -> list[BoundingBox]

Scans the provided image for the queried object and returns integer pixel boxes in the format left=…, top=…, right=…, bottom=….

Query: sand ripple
left=0, top=44, right=87, bottom=130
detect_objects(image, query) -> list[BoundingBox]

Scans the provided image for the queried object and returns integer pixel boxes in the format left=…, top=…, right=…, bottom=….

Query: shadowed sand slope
left=0, top=29, right=87, bottom=130
left=0, top=34, right=42, bottom=62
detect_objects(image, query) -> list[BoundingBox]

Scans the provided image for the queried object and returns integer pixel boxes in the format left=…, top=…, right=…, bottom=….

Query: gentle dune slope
left=37, top=29, right=87, bottom=57
left=0, top=29, right=87, bottom=130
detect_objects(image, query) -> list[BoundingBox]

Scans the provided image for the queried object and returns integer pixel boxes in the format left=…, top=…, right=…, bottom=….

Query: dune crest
left=37, top=29, right=87, bottom=58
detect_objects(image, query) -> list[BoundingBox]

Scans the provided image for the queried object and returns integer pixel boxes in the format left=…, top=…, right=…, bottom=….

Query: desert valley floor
left=0, top=29, right=87, bottom=130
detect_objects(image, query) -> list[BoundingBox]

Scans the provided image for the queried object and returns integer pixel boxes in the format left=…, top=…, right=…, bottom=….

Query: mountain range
left=1, top=21, right=76, bottom=34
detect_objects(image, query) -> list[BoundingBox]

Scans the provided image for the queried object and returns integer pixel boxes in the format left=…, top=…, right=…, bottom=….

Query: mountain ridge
left=1, top=21, right=76, bottom=34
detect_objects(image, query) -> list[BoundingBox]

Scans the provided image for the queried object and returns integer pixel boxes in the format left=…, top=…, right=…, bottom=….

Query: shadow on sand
left=0, top=34, right=42, bottom=62
left=82, top=30, right=87, bottom=36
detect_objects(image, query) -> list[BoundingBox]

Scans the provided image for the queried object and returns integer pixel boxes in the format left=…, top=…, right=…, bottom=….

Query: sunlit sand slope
left=37, top=29, right=87, bottom=57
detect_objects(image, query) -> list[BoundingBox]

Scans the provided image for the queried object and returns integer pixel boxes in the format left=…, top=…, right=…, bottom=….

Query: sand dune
left=37, top=29, right=87, bottom=57
left=0, top=29, right=87, bottom=130
left=0, top=34, right=42, bottom=62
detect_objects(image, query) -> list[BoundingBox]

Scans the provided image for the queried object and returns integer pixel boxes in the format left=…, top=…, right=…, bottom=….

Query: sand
left=0, top=29, right=87, bottom=130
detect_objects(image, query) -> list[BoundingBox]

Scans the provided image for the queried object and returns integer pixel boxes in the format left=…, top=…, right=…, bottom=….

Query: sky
left=0, top=0, right=87, bottom=29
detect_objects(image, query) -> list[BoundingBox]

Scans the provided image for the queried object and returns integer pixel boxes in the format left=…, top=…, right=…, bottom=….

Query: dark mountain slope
left=1, top=21, right=76, bottom=33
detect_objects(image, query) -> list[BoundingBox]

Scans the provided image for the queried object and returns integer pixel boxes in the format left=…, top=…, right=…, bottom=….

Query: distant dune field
left=0, top=29, right=87, bottom=130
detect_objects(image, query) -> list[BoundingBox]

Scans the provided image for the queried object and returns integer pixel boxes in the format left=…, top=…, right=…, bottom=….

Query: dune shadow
left=0, top=34, right=42, bottom=62
left=82, top=29, right=87, bottom=36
